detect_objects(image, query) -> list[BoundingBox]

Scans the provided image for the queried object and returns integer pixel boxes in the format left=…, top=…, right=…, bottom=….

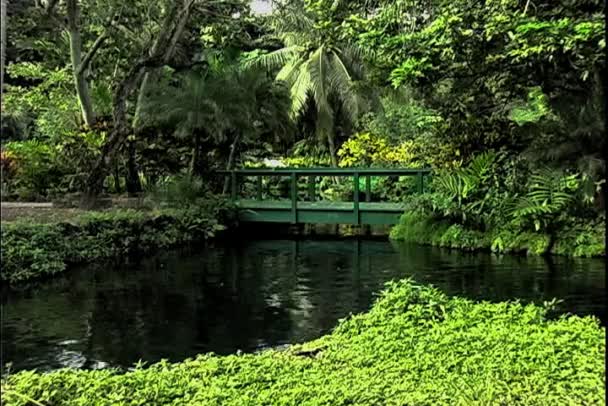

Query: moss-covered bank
left=0, top=203, right=232, bottom=285
left=390, top=212, right=605, bottom=257
left=2, top=279, right=604, bottom=405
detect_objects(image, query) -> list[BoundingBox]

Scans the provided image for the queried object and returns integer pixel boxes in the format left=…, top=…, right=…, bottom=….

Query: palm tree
left=140, top=55, right=293, bottom=177
left=246, top=3, right=371, bottom=166
left=141, top=69, right=235, bottom=176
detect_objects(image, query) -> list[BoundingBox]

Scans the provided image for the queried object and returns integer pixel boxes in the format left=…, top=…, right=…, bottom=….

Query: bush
left=390, top=211, right=604, bottom=257
left=2, top=140, right=65, bottom=200
left=391, top=153, right=605, bottom=257
left=0, top=203, right=232, bottom=284
left=1, top=279, right=604, bottom=405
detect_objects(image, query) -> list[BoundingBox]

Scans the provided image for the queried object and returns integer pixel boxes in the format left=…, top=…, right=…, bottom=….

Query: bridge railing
left=215, top=168, right=432, bottom=212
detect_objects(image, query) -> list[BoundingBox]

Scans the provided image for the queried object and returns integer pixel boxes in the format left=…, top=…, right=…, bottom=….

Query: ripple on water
left=1, top=239, right=605, bottom=372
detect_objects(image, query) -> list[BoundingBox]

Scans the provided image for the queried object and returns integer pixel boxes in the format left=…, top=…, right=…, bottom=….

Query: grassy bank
left=1, top=279, right=604, bottom=405
left=0, top=202, right=232, bottom=285
left=390, top=212, right=605, bottom=257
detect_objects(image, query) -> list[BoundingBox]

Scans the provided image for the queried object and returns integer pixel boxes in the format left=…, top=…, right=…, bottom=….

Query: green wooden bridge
left=217, top=168, right=431, bottom=225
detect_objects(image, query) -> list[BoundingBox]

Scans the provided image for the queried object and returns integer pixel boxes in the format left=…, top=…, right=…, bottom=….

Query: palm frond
left=243, top=46, right=302, bottom=71
left=335, top=44, right=369, bottom=80
left=328, top=50, right=361, bottom=125
left=270, top=4, right=315, bottom=34
left=307, top=46, right=333, bottom=123
left=288, top=60, right=313, bottom=120
left=276, top=56, right=306, bottom=86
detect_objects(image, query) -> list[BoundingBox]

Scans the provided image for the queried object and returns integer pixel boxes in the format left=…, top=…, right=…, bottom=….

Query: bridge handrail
left=212, top=168, right=432, bottom=215
left=216, top=167, right=431, bottom=176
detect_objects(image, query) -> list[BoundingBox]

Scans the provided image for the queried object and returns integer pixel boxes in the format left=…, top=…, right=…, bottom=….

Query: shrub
left=392, top=153, right=605, bottom=257
left=0, top=203, right=231, bottom=284
left=337, top=132, right=424, bottom=168
left=390, top=211, right=603, bottom=257
left=3, top=141, right=65, bottom=200
left=1, top=279, right=604, bottom=405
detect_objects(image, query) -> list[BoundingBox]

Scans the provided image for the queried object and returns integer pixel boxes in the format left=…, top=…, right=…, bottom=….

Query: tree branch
left=77, top=31, right=108, bottom=76
left=44, top=0, right=61, bottom=15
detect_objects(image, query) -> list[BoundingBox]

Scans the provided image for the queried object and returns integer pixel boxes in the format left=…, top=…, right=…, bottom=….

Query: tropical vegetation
left=1, top=177, right=232, bottom=284
left=0, top=0, right=604, bottom=403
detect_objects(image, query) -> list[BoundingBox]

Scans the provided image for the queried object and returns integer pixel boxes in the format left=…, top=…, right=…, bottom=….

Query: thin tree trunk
left=125, top=140, right=142, bottom=195
left=113, top=163, right=121, bottom=194
left=326, top=131, right=340, bottom=185
left=223, top=134, right=240, bottom=194
left=190, top=132, right=201, bottom=176
left=0, top=0, right=6, bottom=192
left=66, top=0, right=95, bottom=127
left=327, top=132, right=338, bottom=168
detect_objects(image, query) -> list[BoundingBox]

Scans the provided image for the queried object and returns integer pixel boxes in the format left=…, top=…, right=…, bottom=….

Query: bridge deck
left=235, top=200, right=406, bottom=225
left=237, top=200, right=405, bottom=212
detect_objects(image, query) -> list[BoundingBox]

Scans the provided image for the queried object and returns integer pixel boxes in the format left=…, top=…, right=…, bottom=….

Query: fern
left=511, top=168, right=579, bottom=231
left=462, top=151, right=495, bottom=181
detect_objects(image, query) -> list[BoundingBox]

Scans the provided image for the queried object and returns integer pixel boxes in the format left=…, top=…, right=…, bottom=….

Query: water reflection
left=1, top=239, right=605, bottom=372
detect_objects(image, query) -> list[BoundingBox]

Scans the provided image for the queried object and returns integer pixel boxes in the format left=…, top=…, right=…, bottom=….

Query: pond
left=1, top=238, right=605, bottom=373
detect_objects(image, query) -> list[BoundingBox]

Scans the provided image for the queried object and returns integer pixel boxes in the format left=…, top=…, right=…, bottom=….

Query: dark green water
left=1, top=239, right=605, bottom=372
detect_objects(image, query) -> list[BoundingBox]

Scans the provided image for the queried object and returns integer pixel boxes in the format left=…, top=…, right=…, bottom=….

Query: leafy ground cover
left=1, top=279, right=604, bottom=405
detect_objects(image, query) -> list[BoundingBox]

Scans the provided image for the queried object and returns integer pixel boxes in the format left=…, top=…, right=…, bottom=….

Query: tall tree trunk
left=190, top=132, right=201, bottom=176
left=66, top=0, right=95, bottom=127
left=132, top=2, right=191, bottom=129
left=327, top=134, right=338, bottom=167
left=81, top=0, right=195, bottom=207
left=125, top=140, right=142, bottom=195
left=113, top=163, right=121, bottom=194
left=128, top=0, right=192, bottom=193
left=0, top=0, right=6, bottom=103
left=222, top=134, right=240, bottom=194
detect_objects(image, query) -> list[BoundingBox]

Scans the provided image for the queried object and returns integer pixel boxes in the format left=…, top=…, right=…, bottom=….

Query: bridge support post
left=353, top=172, right=360, bottom=225
left=231, top=172, right=237, bottom=201
left=416, top=171, right=424, bottom=194
left=256, top=176, right=263, bottom=200
left=291, top=172, right=298, bottom=224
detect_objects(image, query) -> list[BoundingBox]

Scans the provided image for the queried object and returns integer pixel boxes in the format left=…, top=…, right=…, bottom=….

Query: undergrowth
left=390, top=211, right=605, bottom=257
left=1, top=201, right=232, bottom=284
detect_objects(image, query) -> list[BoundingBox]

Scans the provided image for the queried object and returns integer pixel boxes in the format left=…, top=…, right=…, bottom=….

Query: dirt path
left=1, top=198, right=146, bottom=223
left=1, top=202, right=87, bottom=223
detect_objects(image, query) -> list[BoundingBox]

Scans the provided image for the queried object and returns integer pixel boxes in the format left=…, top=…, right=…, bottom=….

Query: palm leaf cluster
left=140, top=53, right=293, bottom=174
left=244, top=3, right=371, bottom=166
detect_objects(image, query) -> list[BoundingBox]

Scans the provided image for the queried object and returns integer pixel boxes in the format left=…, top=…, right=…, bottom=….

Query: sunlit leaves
left=508, top=87, right=554, bottom=126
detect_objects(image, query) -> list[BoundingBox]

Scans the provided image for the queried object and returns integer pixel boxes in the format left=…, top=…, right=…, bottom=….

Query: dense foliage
left=1, top=2, right=604, bottom=402
left=1, top=0, right=604, bottom=246
left=1, top=194, right=231, bottom=284
left=2, top=279, right=604, bottom=405
left=391, top=151, right=605, bottom=257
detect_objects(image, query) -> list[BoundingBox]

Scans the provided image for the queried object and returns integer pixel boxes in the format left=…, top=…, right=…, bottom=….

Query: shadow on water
left=1, top=238, right=605, bottom=372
